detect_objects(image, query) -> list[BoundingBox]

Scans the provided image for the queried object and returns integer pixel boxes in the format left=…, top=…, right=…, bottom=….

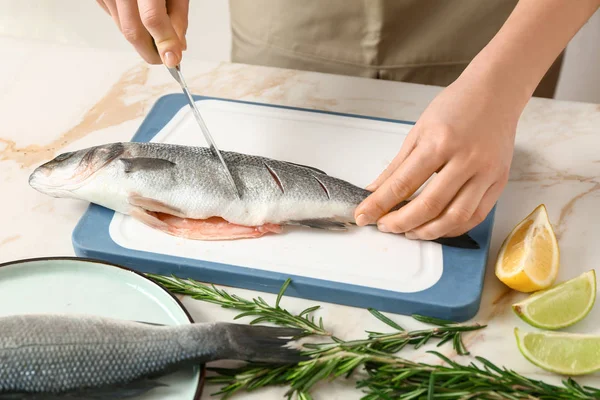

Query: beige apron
left=228, top=0, right=562, bottom=98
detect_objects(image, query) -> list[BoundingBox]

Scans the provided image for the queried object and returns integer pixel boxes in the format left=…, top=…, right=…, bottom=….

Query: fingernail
left=378, top=223, right=390, bottom=233
left=365, top=183, right=376, bottom=191
left=164, top=51, right=178, bottom=67
left=356, top=214, right=371, bottom=226
left=405, top=231, right=417, bottom=240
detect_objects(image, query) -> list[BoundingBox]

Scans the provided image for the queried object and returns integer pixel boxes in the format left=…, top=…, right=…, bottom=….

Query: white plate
left=0, top=257, right=204, bottom=399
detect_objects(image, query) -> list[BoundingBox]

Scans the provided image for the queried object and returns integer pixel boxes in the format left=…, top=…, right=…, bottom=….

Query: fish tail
left=433, top=233, right=480, bottom=249
left=219, top=324, right=308, bottom=364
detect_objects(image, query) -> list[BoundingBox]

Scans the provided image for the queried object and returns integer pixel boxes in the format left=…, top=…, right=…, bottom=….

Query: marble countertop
left=2, top=36, right=600, bottom=399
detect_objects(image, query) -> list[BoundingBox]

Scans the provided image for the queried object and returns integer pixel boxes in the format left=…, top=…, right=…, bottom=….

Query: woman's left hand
left=354, top=69, right=520, bottom=240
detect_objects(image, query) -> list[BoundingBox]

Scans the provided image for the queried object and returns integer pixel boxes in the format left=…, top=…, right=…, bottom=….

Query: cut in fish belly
left=129, top=194, right=282, bottom=240
left=157, top=213, right=283, bottom=240
left=127, top=194, right=347, bottom=240
left=133, top=210, right=283, bottom=240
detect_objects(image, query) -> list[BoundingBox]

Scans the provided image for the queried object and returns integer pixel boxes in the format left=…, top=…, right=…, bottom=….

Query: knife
left=166, top=64, right=242, bottom=199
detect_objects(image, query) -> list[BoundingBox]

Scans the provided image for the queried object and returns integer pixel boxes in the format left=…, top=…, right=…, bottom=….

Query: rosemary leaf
left=427, top=373, right=436, bottom=400
left=368, top=308, right=405, bottom=331
left=146, top=274, right=331, bottom=336
left=299, top=305, right=321, bottom=317
left=276, top=279, right=291, bottom=309
left=411, top=314, right=454, bottom=326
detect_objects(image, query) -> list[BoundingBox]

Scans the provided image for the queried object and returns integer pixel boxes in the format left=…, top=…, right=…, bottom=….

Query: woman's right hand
left=96, top=0, right=189, bottom=67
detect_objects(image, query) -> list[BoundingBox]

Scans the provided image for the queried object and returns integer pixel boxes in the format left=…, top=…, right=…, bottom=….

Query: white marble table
left=1, top=36, right=599, bottom=399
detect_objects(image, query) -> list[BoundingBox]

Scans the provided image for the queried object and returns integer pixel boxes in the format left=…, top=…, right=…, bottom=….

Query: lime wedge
left=512, top=270, right=596, bottom=330
left=515, top=328, right=600, bottom=375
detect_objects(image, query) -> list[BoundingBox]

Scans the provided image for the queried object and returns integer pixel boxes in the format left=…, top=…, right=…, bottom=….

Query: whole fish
left=0, top=313, right=304, bottom=398
left=28, top=142, right=478, bottom=248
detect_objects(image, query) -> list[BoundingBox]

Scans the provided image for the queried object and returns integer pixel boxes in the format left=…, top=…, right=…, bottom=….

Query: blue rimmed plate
left=0, top=256, right=204, bottom=399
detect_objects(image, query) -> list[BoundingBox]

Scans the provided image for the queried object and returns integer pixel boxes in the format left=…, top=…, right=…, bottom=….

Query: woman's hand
left=354, top=70, right=520, bottom=240
left=96, top=0, right=189, bottom=67
left=354, top=0, right=600, bottom=242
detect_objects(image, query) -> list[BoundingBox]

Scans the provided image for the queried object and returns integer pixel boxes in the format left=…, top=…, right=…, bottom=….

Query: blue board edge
left=72, top=94, right=495, bottom=322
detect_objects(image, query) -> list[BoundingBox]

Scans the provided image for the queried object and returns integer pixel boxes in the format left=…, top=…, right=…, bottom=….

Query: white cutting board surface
left=108, top=99, right=443, bottom=293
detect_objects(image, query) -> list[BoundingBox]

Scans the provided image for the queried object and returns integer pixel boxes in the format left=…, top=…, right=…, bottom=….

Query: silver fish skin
left=28, top=142, right=479, bottom=249
left=0, top=314, right=304, bottom=398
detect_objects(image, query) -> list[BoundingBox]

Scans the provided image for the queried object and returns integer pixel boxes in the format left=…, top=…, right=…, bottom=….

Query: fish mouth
left=28, top=164, right=90, bottom=193
left=28, top=166, right=56, bottom=190
left=28, top=169, right=79, bottom=197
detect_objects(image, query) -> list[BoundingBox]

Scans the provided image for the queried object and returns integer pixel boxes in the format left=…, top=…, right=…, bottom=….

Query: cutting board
left=72, top=95, right=495, bottom=321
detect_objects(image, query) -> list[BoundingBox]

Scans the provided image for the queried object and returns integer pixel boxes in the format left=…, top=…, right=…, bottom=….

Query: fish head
left=29, top=143, right=125, bottom=197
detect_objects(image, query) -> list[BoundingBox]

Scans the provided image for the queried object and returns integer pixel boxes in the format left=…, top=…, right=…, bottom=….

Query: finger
left=137, top=0, right=183, bottom=67
left=167, top=0, right=189, bottom=50
left=366, top=130, right=418, bottom=191
left=375, top=160, right=472, bottom=233
left=100, top=0, right=122, bottom=30
left=354, top=147, right=442, bottom=226
left=96, top=0, right=111, bottom=14
left=116, top=0, right=162, bottom=64
left=406, top=175, right=492, bottom=240
left=444, top=181, right=504, bottom=237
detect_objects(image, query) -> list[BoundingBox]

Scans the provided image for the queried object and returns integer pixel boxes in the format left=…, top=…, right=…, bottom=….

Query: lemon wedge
left=515, top=328, right=600, bottom=376
left=495, top=204, right=559, bottom=293
left=512, top=270, right=596, bottom=330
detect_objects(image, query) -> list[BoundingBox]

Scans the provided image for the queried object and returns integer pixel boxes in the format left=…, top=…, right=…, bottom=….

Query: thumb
left=366, top=129, right=418, bottom=191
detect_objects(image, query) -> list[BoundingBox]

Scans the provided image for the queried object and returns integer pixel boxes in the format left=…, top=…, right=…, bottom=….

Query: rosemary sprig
left=206, top=312, right=486, bottom=399
left=148, top=274, right=483, bottom=346
left=147, top=275, right=330, bottom=336
left=147, top=274, right=486, bottom=398
left=146, top=274, right=600, bottom=399
left=210, top=347, right=600, bottom=400
left=366, top=309, right=484, bottom=356
left=356, top=351, right=600, bottom=399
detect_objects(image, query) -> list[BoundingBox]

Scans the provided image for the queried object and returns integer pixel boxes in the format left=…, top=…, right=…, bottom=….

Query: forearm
left=461, top=0, right=600, bottom=113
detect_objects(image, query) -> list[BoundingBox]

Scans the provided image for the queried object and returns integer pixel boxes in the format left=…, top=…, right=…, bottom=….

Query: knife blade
left=166, top=64, right=242, bottom=199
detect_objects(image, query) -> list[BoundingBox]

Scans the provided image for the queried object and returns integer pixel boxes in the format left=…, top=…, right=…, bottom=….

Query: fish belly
left=128, top=197, right=355, bottom=240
